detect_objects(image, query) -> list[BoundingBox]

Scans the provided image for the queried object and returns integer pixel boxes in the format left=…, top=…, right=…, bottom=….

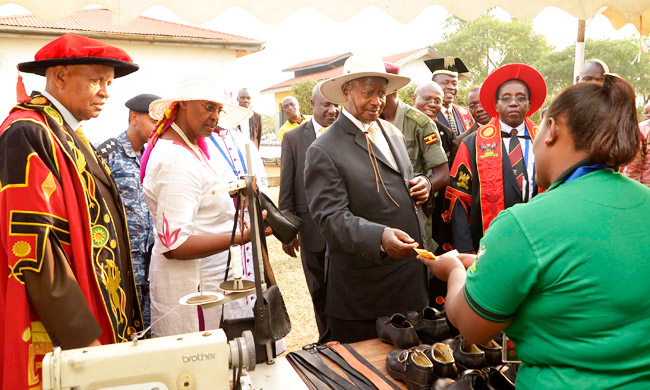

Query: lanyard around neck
left=209, top=133, right=248, bottom=177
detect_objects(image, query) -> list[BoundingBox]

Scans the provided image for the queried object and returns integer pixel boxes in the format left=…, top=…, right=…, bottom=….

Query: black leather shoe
left=377, top=313, right=420, bottom=349
left=485, top=367, right=515, bottom=390
left=420, top=343, right=458, bottom=379
left=407, top=307, right=451, bottom=344
left=386, top=347, right=435, bottom=390
left=447, top=336, right=488, bottom=371
left=432, top=369, right=488, bottom=389
left=477, top=340, right=502, bottom=367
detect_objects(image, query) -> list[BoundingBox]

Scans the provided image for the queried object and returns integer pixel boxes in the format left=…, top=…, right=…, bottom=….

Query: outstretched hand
left=417, top=250, right=476, bottom=281
left=381, top=227, right=418, bottom=259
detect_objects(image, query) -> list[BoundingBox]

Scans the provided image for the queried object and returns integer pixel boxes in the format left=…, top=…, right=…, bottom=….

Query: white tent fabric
left=3, top=0, right=650, bottom=31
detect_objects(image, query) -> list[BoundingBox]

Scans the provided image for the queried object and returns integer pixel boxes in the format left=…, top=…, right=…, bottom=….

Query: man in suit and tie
left=443, top=63, right=547, bottom=253
left=236, top=88, right=263, bottom=149
left=424, top=57, right=475, bottom=138
left=279, top=82, right=338, bottom=342
left=305, top=55, right=432, bottom=343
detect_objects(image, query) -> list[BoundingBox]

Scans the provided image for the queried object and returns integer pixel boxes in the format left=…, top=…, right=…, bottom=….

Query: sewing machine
left=41, top=329, right=256, bottom=390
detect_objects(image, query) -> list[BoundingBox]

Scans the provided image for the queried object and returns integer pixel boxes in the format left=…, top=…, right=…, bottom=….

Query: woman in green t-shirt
left=420, top=75, right=650, bottom=389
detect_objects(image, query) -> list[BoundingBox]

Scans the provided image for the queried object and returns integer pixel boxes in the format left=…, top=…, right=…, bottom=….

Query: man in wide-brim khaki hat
left=304, top=54, right=433, bottom=342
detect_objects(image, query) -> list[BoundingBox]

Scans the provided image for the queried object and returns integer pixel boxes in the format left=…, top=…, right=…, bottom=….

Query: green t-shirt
left=465, top=169, right=650, bottom=389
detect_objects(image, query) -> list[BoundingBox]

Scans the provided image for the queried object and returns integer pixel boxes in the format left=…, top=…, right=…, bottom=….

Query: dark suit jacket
left=279, top=120, right=326, bottom=252
left=238, top=111, right=262, bottom=149
left=434, top=120, right=454, bottom=161
left=304, top=114, right=429, bottom=320
left=437, top=105, right=470, bottom=137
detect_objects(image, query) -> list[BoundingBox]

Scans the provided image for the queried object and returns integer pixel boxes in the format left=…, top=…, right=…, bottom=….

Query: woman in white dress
left=141, top=74, right=261, bottom=337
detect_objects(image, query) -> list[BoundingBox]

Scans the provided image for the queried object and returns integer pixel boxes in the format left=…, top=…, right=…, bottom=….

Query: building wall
left=400, top=61, right=435, bottom=86
left=0, top=35, right=240, bottom=144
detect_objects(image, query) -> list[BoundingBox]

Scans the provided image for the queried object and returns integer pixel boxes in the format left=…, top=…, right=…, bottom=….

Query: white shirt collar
left=41, top=90, right=81, bottom=130
left=342, top=108, right=374, bottom=133
left=499, top=120, right=527, bottom=136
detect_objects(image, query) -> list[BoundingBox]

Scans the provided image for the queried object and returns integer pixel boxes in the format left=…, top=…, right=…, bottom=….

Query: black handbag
left=259, top=191, right=302, bottom=245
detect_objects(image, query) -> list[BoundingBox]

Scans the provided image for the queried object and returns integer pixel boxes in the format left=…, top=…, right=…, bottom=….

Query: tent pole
left=574, top=19, right=586, bottom=83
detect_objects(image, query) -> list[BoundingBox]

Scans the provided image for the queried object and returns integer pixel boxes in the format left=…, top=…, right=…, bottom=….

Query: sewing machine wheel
left=229, top=330, right=256, bottom=372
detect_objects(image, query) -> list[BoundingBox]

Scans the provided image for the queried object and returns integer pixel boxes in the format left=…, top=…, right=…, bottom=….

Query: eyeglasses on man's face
left=498, top=96, right=528, bottom=104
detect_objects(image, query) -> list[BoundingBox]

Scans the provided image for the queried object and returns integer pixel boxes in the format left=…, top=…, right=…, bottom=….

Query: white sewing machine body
left=42, top=329, right=234, bottom=390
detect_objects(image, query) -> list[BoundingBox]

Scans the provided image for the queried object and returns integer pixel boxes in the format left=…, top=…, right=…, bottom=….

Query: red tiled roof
left=383, top=47, right=427, bottom=63
left=0, top=8, right=260, bottom=42
left=263, top=66, right=344, bottom=92
left=264, top=48, right=430, bottom=92
left=282, top=52, right=352, bottom=72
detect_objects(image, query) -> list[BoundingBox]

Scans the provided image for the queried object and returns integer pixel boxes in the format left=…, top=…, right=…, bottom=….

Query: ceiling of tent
left=2, top=0, right=649, bottom=33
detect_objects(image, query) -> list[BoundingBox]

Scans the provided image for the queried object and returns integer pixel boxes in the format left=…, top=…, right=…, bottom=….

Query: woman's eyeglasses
left=202, top=102, right=225, bottom=115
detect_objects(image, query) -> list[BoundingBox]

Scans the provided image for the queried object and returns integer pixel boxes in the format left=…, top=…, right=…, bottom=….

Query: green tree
left=262, top=114, right=275, bottom=135
left=434, top=11, right=552, bottom=102
left=398, top=84, right=417, bottom=105
left=538, top=38, right=650, bottom=106
left=292, top=78, right=319, bottom=115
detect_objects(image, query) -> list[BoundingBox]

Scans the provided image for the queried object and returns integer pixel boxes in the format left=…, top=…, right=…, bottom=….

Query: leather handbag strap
left=246, top=176, right=266, bottom=316
left=223, top=193, right=243, bottom=283
left=326, top=342, right=401, bottom=390
left=287, top=349, right=357, bottom=390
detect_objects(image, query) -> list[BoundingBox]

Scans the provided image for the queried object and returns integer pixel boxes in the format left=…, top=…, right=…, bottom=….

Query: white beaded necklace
left=171, top=122, right=203, bottom=159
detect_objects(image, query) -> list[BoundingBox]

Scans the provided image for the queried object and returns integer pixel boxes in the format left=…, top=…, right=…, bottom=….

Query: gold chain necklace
left=171, top=122, right=203, bottom=159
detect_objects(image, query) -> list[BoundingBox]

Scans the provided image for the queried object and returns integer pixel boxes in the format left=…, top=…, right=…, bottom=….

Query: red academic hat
left=384, top=62, right=401, bottom=75
left=479, top=63, right=547, bottom=118
left=18, top=33, right=138, bottom=78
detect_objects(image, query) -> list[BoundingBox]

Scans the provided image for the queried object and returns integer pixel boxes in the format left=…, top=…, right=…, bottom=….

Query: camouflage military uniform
left=97, top=131, right=155, bottom=330
left=390, top=99, right=447, bottom=251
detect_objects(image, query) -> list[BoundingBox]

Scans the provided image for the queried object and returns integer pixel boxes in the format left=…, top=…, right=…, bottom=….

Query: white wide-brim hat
left=320, top=54, right=411, bottom=104
left=149, top=73, right=252, bottom=130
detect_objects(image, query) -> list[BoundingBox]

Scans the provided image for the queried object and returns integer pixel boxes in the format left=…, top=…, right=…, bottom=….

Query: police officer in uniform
left=97, top=93, right=160, bottom=330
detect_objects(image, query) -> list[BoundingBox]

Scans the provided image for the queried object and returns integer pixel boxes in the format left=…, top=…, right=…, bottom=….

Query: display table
left=287, top=338, right=407, bottom=390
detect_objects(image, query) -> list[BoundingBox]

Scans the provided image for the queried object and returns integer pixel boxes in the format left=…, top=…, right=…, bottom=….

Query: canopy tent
left=3, top=0, right=649, bottom=79
left=2, top=0, right=648, bottom=26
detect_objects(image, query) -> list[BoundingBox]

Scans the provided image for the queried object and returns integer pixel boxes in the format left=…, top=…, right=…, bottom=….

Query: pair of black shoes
left=377, top=307, right=451, bottom=349
left=386, top=343, right=457, bottom=390
left=444, top=336, right=502, bottom=370
left=433, top=367, right=515, bottom=390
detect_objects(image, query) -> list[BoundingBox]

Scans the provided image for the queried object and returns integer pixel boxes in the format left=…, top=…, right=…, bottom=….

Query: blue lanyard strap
left=209, top=133, right=248, bottom=177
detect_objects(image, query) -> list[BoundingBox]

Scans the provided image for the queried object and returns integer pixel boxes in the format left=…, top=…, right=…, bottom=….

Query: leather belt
left=287, top=348, right=357, bottom=390
left=326, top=342, right=400, bottom=390
left=288, top=342, right=401, bottom=390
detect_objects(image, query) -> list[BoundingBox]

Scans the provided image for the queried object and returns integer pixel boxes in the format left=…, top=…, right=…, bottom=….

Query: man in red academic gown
left=0, top=33, right=143, bottom=389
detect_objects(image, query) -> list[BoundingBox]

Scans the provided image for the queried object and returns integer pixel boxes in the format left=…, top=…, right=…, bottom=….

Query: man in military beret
left=0, top=33, right=143, bottom=389
left=381, top=63, right=448, bottom=251
left=97, top=93, right=160, bottom=332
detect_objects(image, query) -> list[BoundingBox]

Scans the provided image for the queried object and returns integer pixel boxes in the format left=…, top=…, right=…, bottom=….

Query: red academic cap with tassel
left=16, top=33, right=139, bottom=103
